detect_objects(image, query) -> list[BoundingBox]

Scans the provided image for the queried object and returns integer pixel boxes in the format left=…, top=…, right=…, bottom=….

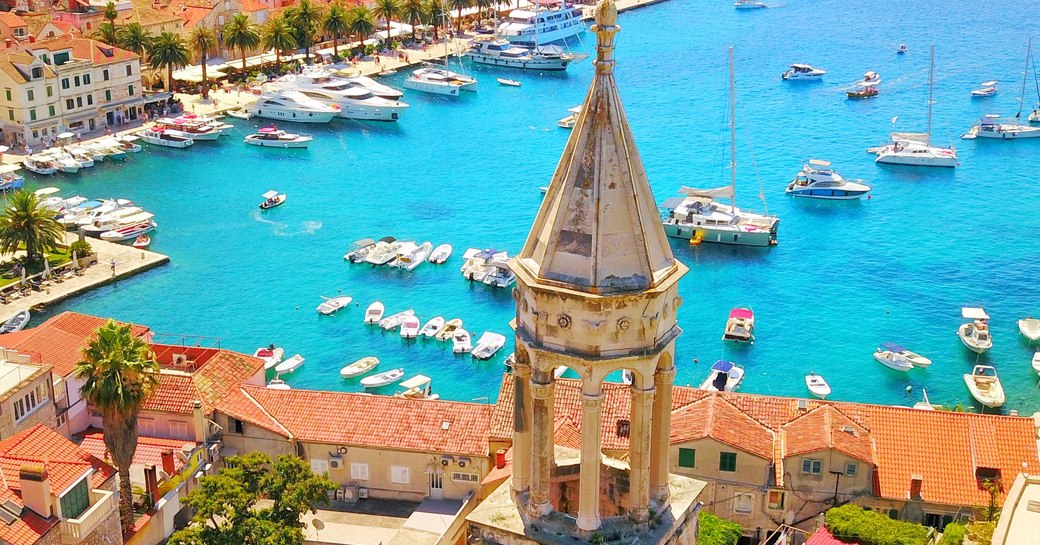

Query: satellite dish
left=312, top=519, right=325, bottom=531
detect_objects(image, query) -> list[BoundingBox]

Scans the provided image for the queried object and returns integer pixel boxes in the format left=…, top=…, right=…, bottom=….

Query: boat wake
left=251, top=211, right=323, bottom=236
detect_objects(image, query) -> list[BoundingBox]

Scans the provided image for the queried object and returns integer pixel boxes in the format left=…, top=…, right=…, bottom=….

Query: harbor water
left=34, top=0, right=1040, bottom=411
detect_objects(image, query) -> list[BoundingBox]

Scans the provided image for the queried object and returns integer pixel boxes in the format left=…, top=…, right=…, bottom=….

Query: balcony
left=60, top=489, right=117, bottom=545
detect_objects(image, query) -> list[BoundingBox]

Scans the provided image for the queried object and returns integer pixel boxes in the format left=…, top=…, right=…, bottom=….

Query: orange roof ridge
left=238, top=387, right=295, bottom=438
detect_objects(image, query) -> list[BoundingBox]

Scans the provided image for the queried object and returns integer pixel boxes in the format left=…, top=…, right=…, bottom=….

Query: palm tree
left=187, top=26, right=217, bottom=99
left=261, top=16, right=297, bottom=66
left=0, top=190, right=63, bottom=269
left=285, top=0, right=323, bottom=63
left=473, top=0, right=493, bottom=28
left=423, top=0, right=443, bottom=41
left=347, top=5, right=376, bottom=51
left=223, top=14, right=261, bottom=72
left=103, top=1, right=118, bottom=24
left=321, top=2, right=349, bottom=57
left=449, top=0, right=471, bottom=28
left=116, top=22, right=153, bottom=58
left=372, top=0, right=401, bottom=47
left=148, top=32, right=191, bottom=91
left=401, top=0, right=425, bottom=42
left=75, top=320, right=159, bottom=534
left=93, top=21, right=119, bottom=46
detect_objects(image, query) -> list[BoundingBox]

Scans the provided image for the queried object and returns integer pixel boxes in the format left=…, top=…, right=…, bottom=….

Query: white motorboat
left=344, top=238, right=378, bottom=262
left=963, top=116, right=1040, bottom=139
left=963, top=365, right=1004, bottom=408
left=79, top=205, right=143, bottom=231
left=387, top=241, right=417, bottom=268
left=360, top=367, right=405, bottom=388
left=364, top=238, right=402, bottom=266
left=395, top=374, right=440, bottom=400
left=399, top=315, right=421, bottom=338
left=253, top=345, right=285, bottom=370
left=99, top=216, right=157, bottom=242
left=66, top=144, right=105, bottom=163
left=341, top=356, right=379, bottom=378
left=22, top=155, right=58, bottom=175
left=435, top=318, right=463, bottom=341
left=391, top=241, right=432, bottom=271
left=87, top=140, right=126, bottom=161
left=970, top=80, right=998, bottom=97
left=246, top=90, right=339, bottom=123
left=873, top=343, right=915, bottom=372
left=497, top=78, right=521, bottom=87
left=139, top=128, right=194, bottom=148
left=428, top=243, right=452, bottom=264
left=496, top=0, right=584, bottom=48
left=1018, top=317, right=1040, bottom=342
left=274, top=353, right=305, bottom=374
left=472, top=332, right=506, bottom=360
left=0, top=310, right=30, bottom=334
left=36, top=152, right=81, bottom=173
left=154, top=117, right=222, bottom=140
left=958, top=307, right=992, bottom=354
left=379, top=309, right=415, bottom=330
left=912, top=389, right=936, bottom=410
left=266, top=378, right=291, bottom=390
left=115, top=135, right=143, bottom=153
left=452, top=328, right=473, bottom=353
left=467, top=39, right=585, bottom=71
left=734, top=0, right=766, bottom=8
left=482, top=258, right=515, bottom=288
left=269, top=67, right=409, bottom=121
left=259, top=190, right=286, bottom=209
left=317, top=295, right=352, bottom=315
left=419, top=316, right=445, bottom=337
left=805, top=372, right=831, bottom=399
left=364, top=301, right=385, bottom=324
left=461, top=248, right=506, bottom=281
left=786, top=160, right=871, bottom=199
left=245, top=127, right=313, bottom=148
left=722, top=307, right=755, bottom=343
left=1032, top=352, right=1040, bottom=374
left=897, top=44, right=908, bottom=54
left=50, top=147, right=93, bottom=168
left=699, top=360, right=744, bottom=392
left=557, top=104, right=582, bottom=129
left=404, top=65, right=477, bottom=96
left=342, top=75, right=404, bottom=99
left=782, top=64, right=826, bottom=80
left=225, top=108, right=252, bottom=120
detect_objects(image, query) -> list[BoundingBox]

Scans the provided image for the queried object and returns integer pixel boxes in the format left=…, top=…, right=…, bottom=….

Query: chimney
left=19, top=465, right=52, bottom=517
left=192, top=400, right=206, bottom=443
left=28, top=35, right=35, bottom=43
left=160, top=450, right=176, bottom=476
left=143, top=465, right=159, bottom=503
left=495, top=449, right=507, bottom=469
left=909, top=474, right=923, bottom=501
left=5, top=39, right=11, bottom=49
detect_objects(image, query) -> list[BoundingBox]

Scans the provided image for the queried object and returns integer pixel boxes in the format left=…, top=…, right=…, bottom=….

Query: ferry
left=466, top=39, right=585, bottom=71
left=496, top=0, right=585, bottom=48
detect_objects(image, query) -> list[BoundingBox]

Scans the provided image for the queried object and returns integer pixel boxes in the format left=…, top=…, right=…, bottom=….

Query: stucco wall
left=670, top=439, right=775, bottom=532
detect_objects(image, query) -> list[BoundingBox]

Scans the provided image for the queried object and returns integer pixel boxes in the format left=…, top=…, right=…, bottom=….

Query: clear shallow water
left=33, top=0, right=1040, bottom=411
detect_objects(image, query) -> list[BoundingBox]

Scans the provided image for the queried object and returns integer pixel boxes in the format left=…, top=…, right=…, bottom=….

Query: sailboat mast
left=1017, top=37, right=1032, bottom=119
left=728, top=46, right=737, bottom=209
left=927, top=45, right=934, bottom=145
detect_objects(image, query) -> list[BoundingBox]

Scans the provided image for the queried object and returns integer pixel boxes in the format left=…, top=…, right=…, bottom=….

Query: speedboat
left=364, top=301, right=385, bottom=324
left=259, top=190, right=286, bottom=209
left=274, top=353, right=305, bottom=374
left=344, top=238, right=378, bottom=262
left=963, top=365, right=1004, bottom=408
left=115, top=135, right=143, bottom=152
left=268, top=67, right=409, bottom=121
left=963, top=116, right=1040, bottom=139
left=436, top=318, right=463, bottom=341
left=154, top=117, right=222, bottom=140
left=557, top=104, right=582, bottom=129
left=805, top=372, right=830, bottom=399
left=317, top=295, right=352, bottom=315
left=467, top=39, right=585, bottom=71
left=496, top=0, right=584, bottom=47
left=1019, top=317, right=1040, bottom=342
left=497, top=78, right=522, bottom=86
left=698, top=360, right=744, bottom=392
left=246, top=90, right=339, bottom=123
left=99, top=215, right=157, bottom=242
left=782, top=64, right=826, bottom=80
left=0, top=310, right=30, bottom=334
left=80, top=206, right=145, bottom=235
left=340, top=356, right=379, bottom=378
left=395, top=374, right=439, bottom=400
left=391, top=241, right=432, bottom=271
left=404, top=65, right=477, bottom=96
left=897, top=44, right=908, bottom=54
left=132, top=235, right=151, bottom=249
left=364, top=238, right=402, bottom=266
left=958, top=307, right=992, bottom=353
left=139, top=128, right=194, bottom=148
left=452, top=328, right=473, bottom=353
left=253, top=345, right=285, bottom=370
left=399, top=315, right=421, bottom=338
left=482, top=258, right=515, bottom=288
left=22, top=155, right=58, bottom=175
left=875, top=342, right=931, bottom=369
left=785, top=160, right=871, bottom=199
left=266, top=379, right=291, bottom=390
left=226, top=108, right=252, bottom=120
left=722, top=307, right=755, bottom=343
left=419, top=316, right=445, bottom=337
left=245, top=127, right=313, bottom=148
left=662, top=190, right=779, bottom=247
left=970, top=81, right=998, bottom=97
left=379, top=309, right=415, bottom=330
left=360, top=367, right=405, bottom=388
left=428, top=243, right=452, bottom=264
left=734, top=0, right=766, bottom=9
left=472, top=332, right=506, bottom=360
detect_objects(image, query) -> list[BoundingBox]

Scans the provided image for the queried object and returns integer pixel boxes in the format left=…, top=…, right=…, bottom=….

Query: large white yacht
left=269, top=68, right=409, bottom=121
left=963, top=116, right=1040, bottom=139
left=785, top=159, right=872, bottom=199
left=496, top=0, right=585, bottom=48
left=662, top=189, right=779, bottom=247
left=466, top=39, right=585, bottom=71
left=403, top=65, right=478, bottom=96
left=246, top=90, right=339, bottom=123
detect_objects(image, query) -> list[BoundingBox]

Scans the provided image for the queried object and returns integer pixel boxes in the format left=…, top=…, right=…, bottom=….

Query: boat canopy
left=679, top=185, right=736, bottom=199
left=120, top=212, right=155, bottom=223
left=535, top=45, right=565, bottom=55
left=729, top=308, right=754, bottom=319
left=710, top=360, right=735, bottom=372
left=979, top=80, right=997, bottom=86
left=979, top=117, right=997, bottom=125
left=962, top=307, right=990, bottom=320
left=660, top=196, right=686, bottom=210
left=879, top=342, right=907, bottom=353
left=353, top=238, right=376, bottom=248
left=261, top=190, right=280, bottom=199
left=808, top=159, right=831, bottom=167
left=34, top=187, right=60, bottom=196
left=378, top=235, right=397, bottom=243
left=0, top=164, right=21, bottom=174
left=399, top=374, right=431, bottom=389
left=790, top=64, right=814, bottom=69
left=475, top=248, right=499, bottom=260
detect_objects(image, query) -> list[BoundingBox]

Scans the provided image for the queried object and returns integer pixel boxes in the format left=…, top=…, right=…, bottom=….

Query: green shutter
left=678, top=448, right=695, bottom=468
left=720, top=452, right=737, bottom=472
left=59, top=480, right=90, bottom=519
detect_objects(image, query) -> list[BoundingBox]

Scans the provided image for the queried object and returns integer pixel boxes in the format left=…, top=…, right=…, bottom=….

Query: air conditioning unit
left=329, top=458, right=342, bottom=469
left=796, top=399, right=809, bottom=411
left=342, top=483, right=360, bottom=504
left=440, top=456, right=454, bottom=467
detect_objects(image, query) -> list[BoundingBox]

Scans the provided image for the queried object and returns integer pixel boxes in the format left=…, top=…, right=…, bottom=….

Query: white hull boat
left=400, top=315, right=421, bottom=338
left=964, top=365, right=1004, bottom=408
left=419, top=316, right=445, bottom=337
left=139, top=129, right=194, bottom=148
left=875, top=342, right=931, bottom=368
left=379, top=309, right=415, bottom=330
left=1033, top=352, right=1040, bottom=374
left=364, top=240, right=401, bottom=266
left=253, top=346, right=285, bottom=370
left=805, top=373, right=830, bottom=399
left=722, top=307, right=754, bottom=343
left=782, top=64, right=826, bottom=80
left=428, top=244, right=452, bottom=264
left=245, top=128, right=313, bottom=148
left=246, top=90, right=339, bottom=123
left=340, top=356, right=379, bottom=378
left=472, top=332, right=506, bottom=360
left=785, top=159, right=871, bottom=199
left=467, top=40, right=583, bottom=71
left=699, top=360, right=744, bottom=392
left=482, top=257, right=515, bottom=288
left=435, top=318, right=463, bottom=341
left=317, top=295, right=352, bottom=315
left=392, top=241, right=433, bottom=271
left=1018, top=317, right=1040, bottom=342
left=23, top=156, right=58, bottom=175
left=269, top=67, right=408, bottom=121
left=360, top=368, right=405, bottom=388
left=99, top=218, right=156, bottom=242
left=452, top=328, right=472, bottom=353
left=404, top=66, right=474, bottom=96
left=0, top=310, right=30, bottom=333
left=496, top=1, right=584, bottom=48
left=734, top=0, right=766, bottom=8
left=959, top=322, right=993, bottom=353
left=274, top=353, right=305, bottom=374
left=344, top=238, right=378, bottom=262
left=873, top=346, right=915, bottom=372
left=364, top=301, right=385, bottom=324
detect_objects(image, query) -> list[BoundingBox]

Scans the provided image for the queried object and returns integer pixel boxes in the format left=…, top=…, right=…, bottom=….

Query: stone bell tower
left=472, top=0, right=702, bottom=542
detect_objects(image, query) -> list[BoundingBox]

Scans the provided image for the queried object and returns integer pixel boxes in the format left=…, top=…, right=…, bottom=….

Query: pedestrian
left=110, top=259, right=116, bottom=276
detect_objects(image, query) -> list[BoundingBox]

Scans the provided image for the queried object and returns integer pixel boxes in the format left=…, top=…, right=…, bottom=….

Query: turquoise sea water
left=31, top=0, right=1040, bottom=412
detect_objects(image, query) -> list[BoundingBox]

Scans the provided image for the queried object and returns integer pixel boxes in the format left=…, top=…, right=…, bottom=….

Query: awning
left=962, top=307, right=990, bottom=320
left=879, top=342, right=907, bottom=353
left=102, top=96, right=145, bottom=109
left=728, top=308, right=753, bottom=319
left=143, top=92, right=172, bottom=104
left=711, top=360, right=734, bottom=372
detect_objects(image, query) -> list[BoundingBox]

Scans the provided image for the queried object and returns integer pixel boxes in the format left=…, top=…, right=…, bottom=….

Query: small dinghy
left=1033, top=352, right=1040, bottom=374
left=497, top=78, right=521, bottom=87
left=0, top=310, right=30, bottom=334
left=452, top=328, right=472, bottom=353
left=897, top=43, right=908, bottom=54
left=132, top=234, right=151, bottom=249
left=428, top=243, right=453, bottom=264
left=970, top=81, right=998, bottom=97
left=874, top=342, right=931, bottom=369
left=274, top=354, right=305, bottom=374
left=253, top=345, right=285, bottom=370
left=958, top=307, right=992, bottom=353
left=317, top=295, right=352, bottom=315
left=259, top=190, right=286, bottom=209
left=435, top=318, right=463, bottom=341
left=1018, top=317, right=1040, bottom=342
left=698, top=360, right=744, bottom=392
left=805, top=372, right=831, bottom=399
left=419, top=316, right=445, bottom=337
left=722, top=307, right=754, bottom=343
left=377, top=69, right=398, bottom=76
left=400, top=315, right=421, bottom=338
left=266, top=378, right=291, bottom=390
left=225, top=108, right=252, bottom=119
left=472, top=332, right=506, bottom=360
left=379, top=309, right=415, bottom=330
left=340, top=356, right=379, bottom=378
left=964, top=364, right=1004, bottom=408
left=364, top=301, right=385, bottom=324
left=360, top=367, right=405, bottom=388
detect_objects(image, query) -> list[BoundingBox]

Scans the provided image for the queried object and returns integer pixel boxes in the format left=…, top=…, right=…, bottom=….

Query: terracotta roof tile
left=31, top=36, right=139, bottom=64
left=79, top=430, right=195, bottom=472
left=0, top=51, right=40, bottom=83
left=0, top=11, right=26, bottom=28
left=0, top=312, right=151, bottom=377
left=0, top=424, right=115, bottom=494
left=806, top=527, right=850, bottom=545
left=145, top=347, right=265, bottom=415
left=670, top=396, right=774, bottom=460
left=240, top=0, right=269, bottom=11
left=552, top=417, right=582, bottom=451
left=782, top=405, right=873, bottom=462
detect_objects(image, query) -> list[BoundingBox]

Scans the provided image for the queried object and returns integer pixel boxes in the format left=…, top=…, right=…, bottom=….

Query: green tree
left=697, top=512, right=742, bottom=545
left=187, top=26, right=217, bottom=99
left=371, top=0, right=401, bottom=47
left=167, top=452, right=335, bottom=545
left=347, top=5, right=376, bottom=51
left=74, top=320, right=159, bottom=533
left=93, top=21, right=119, bottom=46
left=423, top=0, right=444, bottom=41
left=262, top=16, right=297, bottom=66
left=824, top=504, right=931, bottom=545
left=473, top=0, right=492, bottom=27
left=320, top=3, right=349, bottom=57
left=401, top=0, right=425, bottom=42
left=223, top=14, right=261, bottom=71
left=285, top=0, right=323, bottom=63
left=103, top=1, right=119, bottom=24
left=116, top=22, right=153, bottom=57
left=449, top=0, right=471, bottom=28
left=966, top=521, right=995, bottom=545
left=147, top=32, right=191, bottom=92
left=938, top=523, right=966, bottom=545
left=0, top=190, right=63, bottom=269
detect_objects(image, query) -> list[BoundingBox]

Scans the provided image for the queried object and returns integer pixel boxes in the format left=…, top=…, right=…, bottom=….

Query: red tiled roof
left=240, top=0, right=269, bottom=11
left=144, top=348, right=265, bottom=415
left=553, top=417, right=582, bottom=451
left=31, top=36, right=138, bottom=64
left=0, top=11, right=26, bottom=28
left=244, top=387, right=492, bottom=457
left=670, top=396, right=774, bottom=460
left=0, top=424, right=115, bottom=495
left=782, top=405, right=873, bottom=462
left=79, top=431, right=194, bottom=472
left=806, top=527, right=849, bottom=545
left=44, top=21, right=80, bottom=36
left=0, top=312, right=151, bottom=377
left=176, top=6, right=211, bottom=28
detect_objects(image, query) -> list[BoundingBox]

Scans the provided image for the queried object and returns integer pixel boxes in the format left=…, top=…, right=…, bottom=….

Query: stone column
left=628, top=386, right=655, bottom=522
left=512, top=361, right=532, bottom=495
left=576, top=391, right=603, bottom=531
left=650, top=362, right=675, bottom=503
left=529, top=378, right=555, bottom=516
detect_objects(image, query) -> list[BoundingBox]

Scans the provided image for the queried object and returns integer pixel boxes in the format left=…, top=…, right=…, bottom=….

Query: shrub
left=966, top=521, right=995, bottom=545
left=69, top=240, right=93, bottom=256
left=938, top=523, right=965, bottom=545
left=698, top=512, right=741, bottom=545
left=824, top=504, right=930, bottom=545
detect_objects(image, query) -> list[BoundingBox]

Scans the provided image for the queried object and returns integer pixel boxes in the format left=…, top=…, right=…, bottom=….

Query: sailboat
left=661, top=47, right=779, bottom=247
left=870, top=46, right=958, bottom=167
left=1030, top=43, right=1040, bottom=122
left=963, top=39, right=1040, bottom=139
left=404, top=1, right=477, bottom=96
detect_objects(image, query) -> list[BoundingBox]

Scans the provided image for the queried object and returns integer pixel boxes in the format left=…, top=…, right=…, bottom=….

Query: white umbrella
left=57, top=131, right=75, bottom=139
left=71, top=251, right=78, bottom=271
left=0, top=145, right=8, bottom=153
left=34, top=187, right=61, bottom=196
left=44, top=258, right=51, bottom=279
